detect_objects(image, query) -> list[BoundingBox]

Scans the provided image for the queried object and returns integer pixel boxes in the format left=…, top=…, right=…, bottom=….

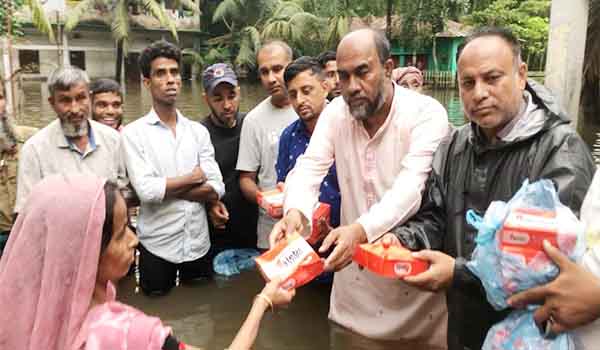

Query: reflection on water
left=17, top=80, right=462, bottom=349
left=17, top=80, right=465, bottom=129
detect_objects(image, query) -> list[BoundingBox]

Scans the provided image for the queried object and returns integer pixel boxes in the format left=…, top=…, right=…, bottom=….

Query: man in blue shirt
left=276, top=56, right=341, bottom=228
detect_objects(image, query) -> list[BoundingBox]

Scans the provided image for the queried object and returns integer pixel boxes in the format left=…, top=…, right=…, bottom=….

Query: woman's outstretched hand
left=260, top=277, right=296, bottom=308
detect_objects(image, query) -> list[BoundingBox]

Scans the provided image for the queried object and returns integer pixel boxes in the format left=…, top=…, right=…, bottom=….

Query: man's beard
left=346, top=89, right=385, bottom=121
left=345, top=74, right=386, bottom=121
left=0, top=115, right=18, bottom=152
left=210, top=106, right=238, bottom=128
left=61, top=118, right=89, bottom=138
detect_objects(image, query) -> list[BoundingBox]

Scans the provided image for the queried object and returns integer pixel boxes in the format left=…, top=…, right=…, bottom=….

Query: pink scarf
left=0, top=174, right=170, bottom=350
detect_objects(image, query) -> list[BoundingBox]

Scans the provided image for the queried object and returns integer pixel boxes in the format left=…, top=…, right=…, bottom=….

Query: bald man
left=236, top=41, right=298, bottom=250
left=270, top=29, right=450, bottom=348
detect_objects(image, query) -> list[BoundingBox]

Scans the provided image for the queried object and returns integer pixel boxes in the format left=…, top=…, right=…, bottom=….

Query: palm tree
left=324, top=0, right=354, bottom=49
left=24, top=0, right=56, bottom=41
left=213, top=0, right=325, bottom=70
left=65, top=0, right=196, bottom=81
left=212, top=0, right=278, bottom=70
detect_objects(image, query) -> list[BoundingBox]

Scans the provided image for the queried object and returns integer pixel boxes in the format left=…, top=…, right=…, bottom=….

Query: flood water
left=15, top=80, right=461, bottom=350
left=15, top=80, right=465, bottom=128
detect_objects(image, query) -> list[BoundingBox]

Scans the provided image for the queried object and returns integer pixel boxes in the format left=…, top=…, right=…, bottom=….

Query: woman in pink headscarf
left=0, top=174, right=294, bottom=350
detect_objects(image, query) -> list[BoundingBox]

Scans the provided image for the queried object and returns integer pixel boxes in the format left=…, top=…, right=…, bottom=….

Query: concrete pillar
left=544, top=0, right=589, bottom=129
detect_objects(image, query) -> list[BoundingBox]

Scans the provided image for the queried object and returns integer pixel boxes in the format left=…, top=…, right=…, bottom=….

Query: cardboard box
left=257, top=188, right=284, bottom=218
left=498, top=207, right=577, bottom=262
left=307, top=202, right=331, bottom=245
left=255, top=232, right=324, bottom=289
left=353, top=241, right=429, bottom=278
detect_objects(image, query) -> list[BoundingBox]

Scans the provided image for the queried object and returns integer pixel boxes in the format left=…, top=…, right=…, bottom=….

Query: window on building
left=70, top=51, right=86, bottom=70
left=18, top=50, right=40, bottom=74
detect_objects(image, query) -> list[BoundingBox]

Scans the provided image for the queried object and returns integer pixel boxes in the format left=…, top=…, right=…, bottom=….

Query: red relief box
left=257, top=188, right=284, bottom=218
left=307, top=203, right=331, bottom=245
left=497, top=207, right=579, bottom=262
left=500, top=208, right=557, bottom=250
left=255, top=232, right=324, bottom=289
left=353, top=241, right=429, bottom=278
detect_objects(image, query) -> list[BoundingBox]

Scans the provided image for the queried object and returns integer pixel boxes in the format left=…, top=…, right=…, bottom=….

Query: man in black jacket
left=201, top=63, right=258, bottom=252
left=384, top=27, right=596, bottom=350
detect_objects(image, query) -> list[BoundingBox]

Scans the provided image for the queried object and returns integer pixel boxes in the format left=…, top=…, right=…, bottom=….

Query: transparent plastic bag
left=484, top=311, right=573, bottom=350
left=466, top=179, right=585, bottom=350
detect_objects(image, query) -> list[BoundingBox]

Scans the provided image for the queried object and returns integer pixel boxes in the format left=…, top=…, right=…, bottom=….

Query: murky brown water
left=15, top=80, right=460, bottom=350
left=15, top=80, right=464, bottom=128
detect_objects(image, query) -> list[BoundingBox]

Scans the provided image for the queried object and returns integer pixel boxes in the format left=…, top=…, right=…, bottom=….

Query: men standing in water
left=236, top=41, right=298, bottom=250
left=122, top=41, right=225, bottom=295
left=270, top=29, right=449, bottom=348
left=16, top=67, right=126, bottom=213
left=201, top=63, right=258, bottom=252
left=277, top=56, right=341, bottom=229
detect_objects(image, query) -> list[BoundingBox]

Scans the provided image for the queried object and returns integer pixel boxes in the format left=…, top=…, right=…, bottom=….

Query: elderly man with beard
left=15, top=67, right=127, bottom=213
left=236, top=41, right=298, bottom=250
left=269, top=29, right=450, bottom=348
left=0, top=79, right=37, bottom=256
left=200, top=63, right=258, bottom=252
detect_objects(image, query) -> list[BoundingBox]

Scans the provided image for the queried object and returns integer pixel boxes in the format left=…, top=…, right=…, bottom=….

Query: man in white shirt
left=270, top=29, right=450, bottom=348
left=122, top=40, right=225, bottom=296
left=236, top=41, right=298, bottom=250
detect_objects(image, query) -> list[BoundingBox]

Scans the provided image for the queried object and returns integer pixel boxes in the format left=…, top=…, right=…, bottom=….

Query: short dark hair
left=317, top=51, right=336, bottom=68
left=101, top=181, right=118, bottom=253
left=457, top=26, right=522, bottom=64
left=284, top=56, right=323, bottom=87
left=89, top=78, right=122, bottom=102
left=372, top=30, right=391, bottom=65
left=139, top=40, right=181, bottom=78
left=258, top=40, right=293, bottom=62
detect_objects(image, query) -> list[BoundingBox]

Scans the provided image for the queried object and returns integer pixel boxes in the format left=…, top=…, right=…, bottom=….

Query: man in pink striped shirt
left=269, top=29, right=450, bottom=348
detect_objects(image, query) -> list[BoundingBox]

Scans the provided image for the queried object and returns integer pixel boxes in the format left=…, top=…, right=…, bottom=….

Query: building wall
left=391, top=37, right=463, bottom=73
left=8, top=25, right=199, bottom=80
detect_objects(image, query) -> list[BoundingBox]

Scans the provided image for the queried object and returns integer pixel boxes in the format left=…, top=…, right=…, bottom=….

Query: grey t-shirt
left=236, top=96, right=298, bottom=248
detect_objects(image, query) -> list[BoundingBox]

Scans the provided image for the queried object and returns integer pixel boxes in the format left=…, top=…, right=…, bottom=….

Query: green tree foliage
left=212, top=0, right=327, bottom=70
left=65, top=0, right=189, bottom=80
left=1, top=0, right=24, bottom=37
left=466, top=0, right=551, bottom=70
left=1, top=0, right=55, bottom=40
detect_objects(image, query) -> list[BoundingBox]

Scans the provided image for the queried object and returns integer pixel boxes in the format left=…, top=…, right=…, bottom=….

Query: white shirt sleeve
left=196, top=126, right=225, bottom=198
left=121, top=126, right=167, bottom=204
left=283, top=105, right=336, bottom=225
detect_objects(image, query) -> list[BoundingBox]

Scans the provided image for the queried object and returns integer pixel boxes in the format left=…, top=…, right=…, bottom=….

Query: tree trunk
left=115, top=39, right=124, bottom=82
left=386, top=0, right=393, bottom=38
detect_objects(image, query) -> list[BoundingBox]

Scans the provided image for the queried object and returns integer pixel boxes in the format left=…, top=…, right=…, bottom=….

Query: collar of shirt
left=57, top=120, right=98, bottom=157
left=295, top=118, right=312, bottom=138
left=144, top=108, right=185, bottom=126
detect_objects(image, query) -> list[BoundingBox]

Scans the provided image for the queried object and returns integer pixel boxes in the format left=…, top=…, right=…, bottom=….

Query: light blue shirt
left=122, top=109, right=225, bottom=263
